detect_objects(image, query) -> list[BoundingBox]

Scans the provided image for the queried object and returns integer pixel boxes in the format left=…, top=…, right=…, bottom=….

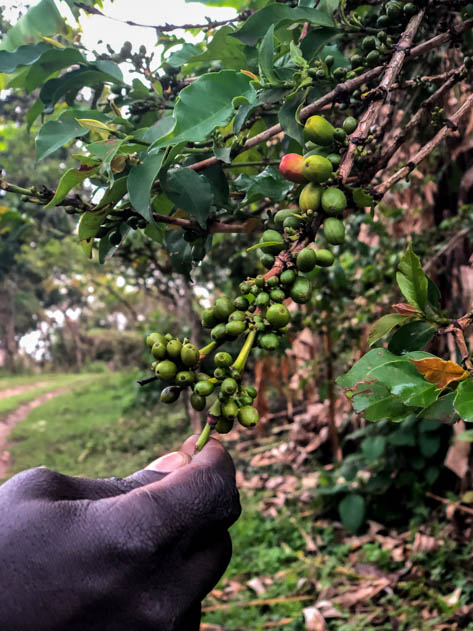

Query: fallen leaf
left=303, top=606, right=328, bottom=630
left=410, top=357, right=469, bottom=390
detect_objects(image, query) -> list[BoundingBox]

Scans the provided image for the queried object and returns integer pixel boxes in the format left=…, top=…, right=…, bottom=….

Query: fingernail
left=146, top=451, right=190, bottom=473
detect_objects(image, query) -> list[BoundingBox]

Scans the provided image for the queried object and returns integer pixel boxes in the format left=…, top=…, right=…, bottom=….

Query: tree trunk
left=0, top=279, right=18, bottom=372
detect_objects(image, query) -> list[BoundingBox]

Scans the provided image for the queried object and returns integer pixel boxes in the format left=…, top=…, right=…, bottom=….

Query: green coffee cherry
left=155, top=360, right=178, bottom=381
left=234, top=296, right=249, bottom=310
left=260, top=253, right=275, bottom=269
left=221, top=378, right=238, bottom=395
left=211, top=323, right=227, bottom=342
left=266, top=303, right=290, bottom=328
left=238, top=405, right=260, bottom=428
left=146, top=332, right=165, bottom=347
left=283, top=215, right=302, bottom=230
left=255, top=292, right=270, bottom=307
left=190, top=392, right=206, bottom=411
left=246, top=386, right=258, bottom=399
left=194, top=380, right=215, bottom=396
left=214, top=352, right=233, bottom=368
left=255, top=275, right=265, bottom=287
left=160, top=386, right=180, bottom=404
left=181, top=343, right=200, bottom=367
left=270, top=288, right=286, bottom=302
left=196, top=372, right=211, bottom=382
left=229, top=310, right=246, bottom=322
left=166, top=339, right=182, bottom=359
left=366, top=50, right=381, bottom=66
left=323, top=217, right=345, bottom=245
left=226, top=320, right=246, bottom=337
left=299, top=182, right=322, bottom=212
left=222, top=399, right=239, bottom=419
left=342, top=116, right=358, bottom=134
left=214, top=297, right=235, bottom=321
left=164, top=333, right=173, bottom=342
left=260, top=333, right=279, bottom=351
left=239, top=394, right=253, bottom=406
left=239, top=281, right=253, bottom=295
left=321, top=188, right=347, bottom=215
left=214, top=417, right=234, bottom=434
left=327, top=153, right=341, bottom=168
left=290, top=277, right=312, bottom=304
left=274, top=209, right=296, bottom=228
left=296, top=248, right=317, bottom=273
left=304, top=115, right=335, bottom=146
left=214, top=367, right=227, bottom=380
left=362, top=36, right=377, bottom=51
left=201, top=308, right=218, bottom=329
left=333, top=128, right=347, bottom=143
left=302, top=155, right=333, bottom=184
left=315, top=249, right=335, bottom=267
left=176, top=371, right=195, bottom=386
left=280, top=269, right=296, bottom=286
left=261, top=229, right=285, bottom=255
left=152, top=342, right=167, bottom=360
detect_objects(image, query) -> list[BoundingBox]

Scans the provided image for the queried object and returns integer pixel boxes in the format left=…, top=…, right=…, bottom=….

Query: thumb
left=108, top=435, right=240, bottom=544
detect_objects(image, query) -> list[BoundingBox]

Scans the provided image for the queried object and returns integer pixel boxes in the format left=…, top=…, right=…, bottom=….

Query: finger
left=107, top=435, right=241, bottom=545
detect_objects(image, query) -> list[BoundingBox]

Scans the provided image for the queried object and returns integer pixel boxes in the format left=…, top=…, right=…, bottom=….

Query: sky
left=4, top=0, right=238, bottom=52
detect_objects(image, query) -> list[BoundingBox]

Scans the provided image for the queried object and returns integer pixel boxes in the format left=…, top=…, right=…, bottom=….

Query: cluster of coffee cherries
left=145, top=331, right=260, bottom=434
left=278, top=114, right=352, bottom=260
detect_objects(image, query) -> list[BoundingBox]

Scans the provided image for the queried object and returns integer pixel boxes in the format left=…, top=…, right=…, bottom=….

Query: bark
left=0, top=279, right=18, bottom=372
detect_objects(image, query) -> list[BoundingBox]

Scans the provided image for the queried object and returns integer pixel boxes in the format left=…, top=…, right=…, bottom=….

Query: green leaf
left=419, top=433, right=441, bottom=458
left=420, top=392, right=457, bottom=423
left=128, top=150, right=166, bottom=223
left=396, top=244, right=428, bottom=312
left=232, top=4, right=335, bottom=46
left=96, top=176, right=128, bottom=209
left=300, top=28, right=339, bottom=61
left=78, top=208, right=108, bottom=242
left=166, top=43, right=201, bottom=68
left=337, top=348, right=402, bottom=389
left=164, top=169, right=213, bottom=228
left=361, top=436, right=386, bottom=462
left=35, top=112, right=89, bottom=161
left=278, top=91, right=305, bottom=147
left=39, top=66, right=122, bottom=113
left=44, top=165, right=99, bottom=209
left=234, top=166, right=293, bottom=203
left=454, top=379, right=473, bottom=422
left=368, top=313, right=410, bottom=346
left=259, top=25, right=280, bottom=85
left=0, top=42, right=51, bottom=73
left=388, top=321, right=436, bottom=355
left=150, top=71, right=255, bottom=148
left=338, top=494, right=365, bottom=532
left=165, top=230, right=193, bottom=276
left=427, top=277, right=441, bottom=309
left=202, top=164, right=230, bottom=207
left=0, top=0, right=67, bottom=52
left=370, top=360, right=439, bottom=408
left=351, top=381, right=412, bottom=422
left=352, top=187, right=374, bottom=208
left=144, top=224, right=166, bottom=244
left=24, top=47, right=87, bottom=92
left=189, top=26, right=247, bottom=71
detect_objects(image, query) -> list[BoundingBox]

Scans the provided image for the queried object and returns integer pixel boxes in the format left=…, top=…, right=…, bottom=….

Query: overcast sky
left=4, top=0, right=238, bottom=53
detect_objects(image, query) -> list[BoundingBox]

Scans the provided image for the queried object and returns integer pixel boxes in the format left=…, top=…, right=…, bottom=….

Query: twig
left=374, top=93, right=473, bottom=197
left=189, top=19, right=473, bottom=175
left=377, top=65, right=465, bottom=172
left=339, top=9, right=426, bottom=183
left=137, top=376, right=158, bottom=386
left=74, top=3, right=240, bottom=32
left=202, top=595, right=313, bottom=613
left=153, top=212, right=261, bottom=234
left=426, top=491, right=473, bottom=516
left=424, top=226, right=470, bottom=273
left=438, top=310, right=473, bottom=373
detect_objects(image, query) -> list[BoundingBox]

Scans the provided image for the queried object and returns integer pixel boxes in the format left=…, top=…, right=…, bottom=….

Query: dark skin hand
left=0, top=436, right=241, bottom=631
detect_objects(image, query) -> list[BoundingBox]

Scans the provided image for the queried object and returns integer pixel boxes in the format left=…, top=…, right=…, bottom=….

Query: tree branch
left=374, top=93, right=473, bottom=197
left=339, top=9, right=426, bottom=183
left=189, top=18, right=473, bottom=174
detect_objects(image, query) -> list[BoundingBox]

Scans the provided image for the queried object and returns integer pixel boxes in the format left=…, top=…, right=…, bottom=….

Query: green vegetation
left=0, top=374, right=95, bottom=417
left=5, top=372, right=188, bottom=480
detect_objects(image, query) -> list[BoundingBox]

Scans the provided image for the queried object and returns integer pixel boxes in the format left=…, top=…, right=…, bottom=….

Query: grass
left=6, top=371, right=189, bottom=480
left=0, top=372, right=66, bottom=392
left=0, top=373, right=96, bottom=417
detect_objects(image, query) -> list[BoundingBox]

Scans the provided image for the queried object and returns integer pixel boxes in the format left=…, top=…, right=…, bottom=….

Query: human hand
left=0, top=435, right=240, bottom=631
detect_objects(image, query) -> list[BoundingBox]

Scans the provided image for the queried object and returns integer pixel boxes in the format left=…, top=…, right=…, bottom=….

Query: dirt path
left=0, top=385, right=79, bottom=480
left=0, top=381, right=50, bottom=399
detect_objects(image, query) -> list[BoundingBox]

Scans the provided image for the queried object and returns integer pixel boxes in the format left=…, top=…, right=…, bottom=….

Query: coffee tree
left=1, top=0, right=473, bottom=451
